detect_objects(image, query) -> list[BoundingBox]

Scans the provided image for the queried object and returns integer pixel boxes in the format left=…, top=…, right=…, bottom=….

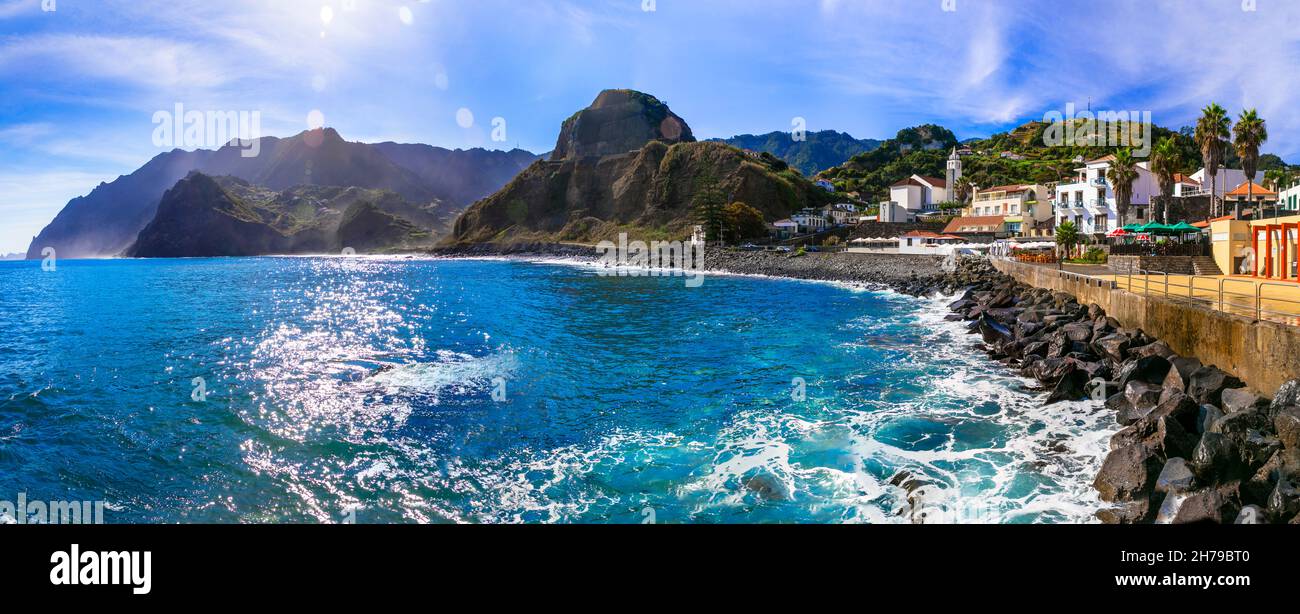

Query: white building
left=815, top=179, right=836, bottom=192
left=1053, top=154, right=1159, bottom=235
left=790, top=209, right=828, bottom=233
left=771, top=219, right=798, bottom=239
left=880, top=149, right=962, bottom=223
left=897, top=231, right=964, bottom=255
left=1277, top=181, right=1300, bottom=215
left=1175, top=168, right=1258, bottom=201
left=881, top=175, right=948, bottom=223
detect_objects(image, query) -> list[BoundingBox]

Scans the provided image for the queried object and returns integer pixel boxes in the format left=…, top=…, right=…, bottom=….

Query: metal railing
left=1112, top=268, right=1300, bottom=325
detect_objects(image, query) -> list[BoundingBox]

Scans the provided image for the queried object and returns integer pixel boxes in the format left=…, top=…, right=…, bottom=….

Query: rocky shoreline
left=931, top=258, right=1300, bottom=524
left=432, top=243, right=949, bottom=293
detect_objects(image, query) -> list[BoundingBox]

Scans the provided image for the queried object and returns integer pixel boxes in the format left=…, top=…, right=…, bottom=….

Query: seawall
left=991, top=259, right=1300, bottom=396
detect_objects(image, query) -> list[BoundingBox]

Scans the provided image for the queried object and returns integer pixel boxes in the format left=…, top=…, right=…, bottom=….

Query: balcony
left=1087, top=198, right=1110, bottom=214
left=1091, top=178, right=1108, bottom=187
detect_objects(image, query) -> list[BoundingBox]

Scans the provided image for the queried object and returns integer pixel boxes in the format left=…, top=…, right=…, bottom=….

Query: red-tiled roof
left=1174, top=174, right=1200, bottom=186
left=1225, top=181, right=1277, bottom=197
left=1191, top=214, right=1236, bottom=229
left=890, top=175, right=947, bottom=189
left=943, top=216, right=1008, bottom=234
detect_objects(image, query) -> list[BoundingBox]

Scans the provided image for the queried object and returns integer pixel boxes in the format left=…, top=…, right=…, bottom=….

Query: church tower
left=945, top=147, right=962, bottom=202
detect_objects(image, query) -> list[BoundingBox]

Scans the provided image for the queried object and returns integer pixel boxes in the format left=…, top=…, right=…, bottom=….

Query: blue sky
left=2, top=0, right=1299, bottom=253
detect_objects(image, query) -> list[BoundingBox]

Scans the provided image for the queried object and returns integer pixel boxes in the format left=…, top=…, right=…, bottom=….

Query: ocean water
left=0, top=257, right=1113, bottom=523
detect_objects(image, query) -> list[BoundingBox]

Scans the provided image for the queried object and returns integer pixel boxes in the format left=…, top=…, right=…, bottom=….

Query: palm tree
left=1150, top=137, right=1183, bottom=223
left=1233, top=109, right=1268, bottom=220
left=1106, top=148, right=1139, bottom=227
left=955, top=178, right=975, bottom=209
left=1056, top=220, right=1079, bottom=261
left=1195, top=103, right=1231, bottom=218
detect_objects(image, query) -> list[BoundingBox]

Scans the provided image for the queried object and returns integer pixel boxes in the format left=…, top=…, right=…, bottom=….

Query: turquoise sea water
left=0, top=257, right=1112, bottom=523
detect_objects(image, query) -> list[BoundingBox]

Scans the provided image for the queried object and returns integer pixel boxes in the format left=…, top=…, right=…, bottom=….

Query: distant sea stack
left=451, top=89, right=836, bottom=245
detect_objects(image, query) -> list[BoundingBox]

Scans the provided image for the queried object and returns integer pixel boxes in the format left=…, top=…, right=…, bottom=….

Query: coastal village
left=758, top=106, right=1300, bottom=328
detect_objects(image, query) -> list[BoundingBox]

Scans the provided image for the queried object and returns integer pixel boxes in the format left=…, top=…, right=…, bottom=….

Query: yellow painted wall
left=1211, top=219, right=1250, bottom=275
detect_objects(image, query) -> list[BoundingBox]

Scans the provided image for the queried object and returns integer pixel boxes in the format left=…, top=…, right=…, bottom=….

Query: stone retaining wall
left=992, top=258, right=1300, bottom=395
left=1107, top=255, right=1196, bottom=275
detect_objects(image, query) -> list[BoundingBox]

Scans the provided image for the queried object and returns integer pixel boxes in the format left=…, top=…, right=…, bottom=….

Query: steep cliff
left=452, top=90, right=835, bottom=244
left=124, top=173, right=431, bottom=257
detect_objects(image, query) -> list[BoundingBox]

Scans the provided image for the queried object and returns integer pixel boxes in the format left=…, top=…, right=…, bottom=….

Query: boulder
left=1073, top=360, right=1111, bottom=383
left=1062, top=322, right=1093, bottom=343
left=1197, top=404, right=1224, bottom=435
left=1187, top=366, right=1244, bottom=406
left=1238, top=430, right=1282, bottom=474
left=977, top=315, right=1011, bottom=344
left=1162, top=356, right=1203, bottom=395
left=1093, top=333, right=1132, bottom=364
left=1046, top=332, right=1072, bottom=359
left=1270, top=379, right=1300, bottom=419
left=1220, top=387, right=1263, bottom=415
left=1044, top=367, right=1090, bottom=406
left=1117, top=356, right=1172, bottom=390
left=1146, top=392, right=1201, bottom=435
left=1124, top=380, right=1164, bottom=410
left=1094, top=444, right=1164, bottom=503
left=949, top=298, right=976, bottom=312
left=1155, top=458, right=1196, bottom=494
left=1129, top=341, right=1175, bottom=360
left=1209, top=406, right=1270, bottom=437
left=1275, top=406, right=1300, bottom=450
left=1021, top=341, right=1049, bottom=359
left=1244, top=451, right=1286, bottom=504
left=1096, top=499, right=1155, bottom=525
left=1268, top=477, right=1300, bottom=520
left=1191, top=432, right=1243, bottom=483
left=1031, top=357, right=1073, bottom=383
left=1172, top=484, right=1241, bottom=524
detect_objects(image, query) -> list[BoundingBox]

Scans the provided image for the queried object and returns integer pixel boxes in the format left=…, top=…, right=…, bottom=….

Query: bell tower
left=946, top=147, right=962, bottom=202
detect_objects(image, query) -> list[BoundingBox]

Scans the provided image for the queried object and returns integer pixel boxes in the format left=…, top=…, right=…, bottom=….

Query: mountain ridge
left=712, top=130, right=882, bottom=176
left=26, top=130, right=539, bottom=259
left=124, top=172, right=432, bottom=257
